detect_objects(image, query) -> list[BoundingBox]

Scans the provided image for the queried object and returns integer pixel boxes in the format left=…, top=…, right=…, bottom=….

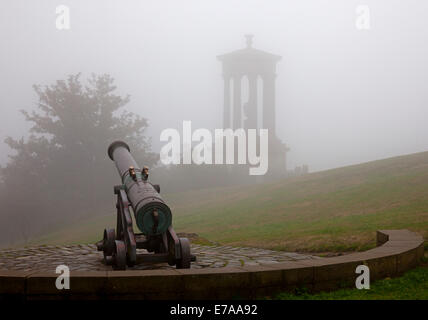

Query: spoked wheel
left=113, top=240, right=127, bottom=270
left=176, top=238, right=191, bottom=269
left=102, top=228, right=116, bottom=264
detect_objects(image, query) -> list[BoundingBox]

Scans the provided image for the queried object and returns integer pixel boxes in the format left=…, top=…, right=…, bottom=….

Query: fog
left=1, top=0, right=428, bottom=172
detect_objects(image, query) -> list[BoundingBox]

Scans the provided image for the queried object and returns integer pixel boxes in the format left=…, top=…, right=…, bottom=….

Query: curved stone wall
left=0, top=230, right=424, bottom=300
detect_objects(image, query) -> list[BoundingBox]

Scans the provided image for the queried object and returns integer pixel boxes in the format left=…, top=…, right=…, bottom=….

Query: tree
left=0, top=73, right=157, bottom=245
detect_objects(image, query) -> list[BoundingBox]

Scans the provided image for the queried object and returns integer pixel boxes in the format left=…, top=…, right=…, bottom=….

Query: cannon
left=97, top=140, right=195, bottom=270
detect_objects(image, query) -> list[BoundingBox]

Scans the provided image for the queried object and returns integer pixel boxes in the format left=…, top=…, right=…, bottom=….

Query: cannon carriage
left=97, top=141, right=195, bottom=270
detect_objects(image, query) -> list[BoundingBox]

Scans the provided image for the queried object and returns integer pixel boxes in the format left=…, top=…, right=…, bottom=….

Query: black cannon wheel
left=113, top=240, right=127, bottom=270
left=176, top=238, right=191, bottom=269
left=103, top=228, right=116, bottom=259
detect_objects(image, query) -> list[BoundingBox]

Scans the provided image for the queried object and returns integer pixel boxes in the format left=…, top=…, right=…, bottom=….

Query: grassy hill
left=28, top=151, right=428, bottom=253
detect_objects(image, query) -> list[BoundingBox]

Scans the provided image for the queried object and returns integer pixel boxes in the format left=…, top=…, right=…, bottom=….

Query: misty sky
left=0, top=0, right=427, bottom=172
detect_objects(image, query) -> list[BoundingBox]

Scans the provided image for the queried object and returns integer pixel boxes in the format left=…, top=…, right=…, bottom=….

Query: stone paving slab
left=0, top=244, right=321, bottom=272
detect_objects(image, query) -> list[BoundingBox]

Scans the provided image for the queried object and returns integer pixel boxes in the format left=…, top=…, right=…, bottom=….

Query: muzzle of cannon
left=96, top=140, right=195, bottom=270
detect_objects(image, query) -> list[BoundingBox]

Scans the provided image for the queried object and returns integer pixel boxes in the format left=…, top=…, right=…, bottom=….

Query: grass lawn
left=22, top=150, right=428, bottom=253
left=169, top=151, right=428, bottom=252
left=274, top=264, right=428, bottom=300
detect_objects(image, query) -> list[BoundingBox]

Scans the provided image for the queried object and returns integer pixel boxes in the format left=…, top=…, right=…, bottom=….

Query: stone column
left=262, top=73, right=276, bottom=137
left=245, top=73, right=258, bottom=130
left=233, top=75, right=242, bottom=129
left=223, top=74, right=231, bottom=128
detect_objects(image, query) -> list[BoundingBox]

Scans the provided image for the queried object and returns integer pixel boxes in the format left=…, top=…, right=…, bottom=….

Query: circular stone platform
left=0, top=230, right=424, bottom=300
left=0, top=244, right=321, bottom=272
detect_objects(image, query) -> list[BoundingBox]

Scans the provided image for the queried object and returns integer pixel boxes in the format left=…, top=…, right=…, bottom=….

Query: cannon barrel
left=108, top=141, right=172, bottom=236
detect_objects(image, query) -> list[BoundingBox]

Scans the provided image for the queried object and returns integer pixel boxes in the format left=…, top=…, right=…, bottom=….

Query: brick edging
left=0, top=230, right=424, bottom=300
